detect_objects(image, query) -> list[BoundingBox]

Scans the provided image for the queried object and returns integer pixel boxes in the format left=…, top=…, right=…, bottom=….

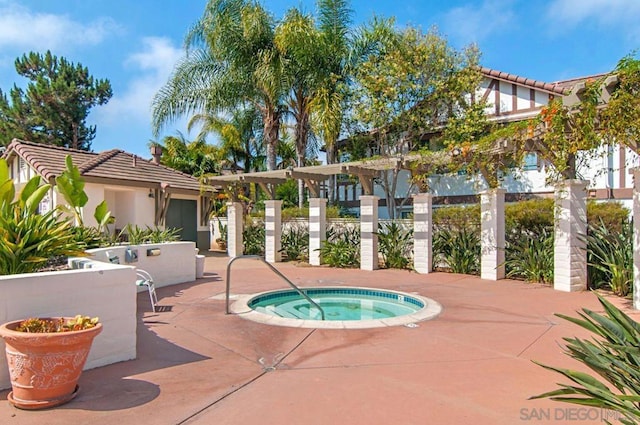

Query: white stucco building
left=2, top=139, right=214, bottom=249
left=335, top=67, right=633, bottom=218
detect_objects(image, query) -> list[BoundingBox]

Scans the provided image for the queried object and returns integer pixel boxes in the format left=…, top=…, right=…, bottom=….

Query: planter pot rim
left=0, top=317, right=102, bottom=338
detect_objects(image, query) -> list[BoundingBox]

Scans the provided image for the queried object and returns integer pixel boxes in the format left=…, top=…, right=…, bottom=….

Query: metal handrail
left=225, top=255, right=325, bottom=320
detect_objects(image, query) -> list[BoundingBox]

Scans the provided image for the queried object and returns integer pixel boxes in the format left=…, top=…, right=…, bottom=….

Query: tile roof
left=480, top=67, right=571, bottom=95
left=481, top=67, right=612, bottom=96
left=480, top=67, right=608, bottom=96
left=3, top=139, right=206, bottom=194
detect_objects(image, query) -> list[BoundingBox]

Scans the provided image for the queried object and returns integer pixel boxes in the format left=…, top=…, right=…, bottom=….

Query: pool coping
left=228, top=286, right=443, bottom=329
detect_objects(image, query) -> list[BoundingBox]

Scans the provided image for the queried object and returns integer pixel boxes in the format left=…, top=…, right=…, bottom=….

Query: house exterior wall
left=6, top=158, right=207, bottom=245
left=475, top=76, right=551, bottom=121
left=336, top=76, right=638, bottom=218
left=340, top=145, right=637, bottom=219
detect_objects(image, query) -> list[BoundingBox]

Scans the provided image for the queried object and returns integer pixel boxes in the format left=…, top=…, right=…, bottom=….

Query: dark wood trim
left=498, top=106, right=543, bottom=116
left=589, top=188, right=632, bottom=200
left=529, top=89, right=536, bottom=109
left=481, top=79, right=497, bottom=103
left=512, top=84, right=518, bottom=112
left=81, top=176, right=204, bottom=196
left=495, top=80, right=500, bottom=115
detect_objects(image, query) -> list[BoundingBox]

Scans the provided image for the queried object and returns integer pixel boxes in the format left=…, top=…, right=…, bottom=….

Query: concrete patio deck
left=1, top=253, right=633, bottom=425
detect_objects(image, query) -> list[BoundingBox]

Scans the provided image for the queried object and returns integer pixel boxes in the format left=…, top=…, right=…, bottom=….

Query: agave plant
left=243, top=220, right=265, bottom=255
left=144, top=226, right=181, bottom=243
left=378, top=221, right=413, bottom=269
left=505, top=228, right=554, bottom=284
left=531, top=296, right=640, bottom=424
left=118, top=224, right=181, bottom=244
left=585, top=220, right=632, bottom=296
left=432, top=227, right=480, bottom=275
left=319, top=224, right=360, bottom=268
left=280, top=223, right=309, bottom=261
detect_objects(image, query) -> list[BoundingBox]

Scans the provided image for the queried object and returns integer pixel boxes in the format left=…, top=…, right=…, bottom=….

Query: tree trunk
left=264, top=109, right=280, bottom=171
left=326, top=143, right=336, bottom=204
left=295, top=94, right=310, bottom=208
left=562, top=153, right=577, bottom=180
left=71, top=122, right=78, bottom=150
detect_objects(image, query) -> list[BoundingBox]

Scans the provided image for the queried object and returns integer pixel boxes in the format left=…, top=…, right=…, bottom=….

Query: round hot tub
left=230, top=287, right=442, bottom=329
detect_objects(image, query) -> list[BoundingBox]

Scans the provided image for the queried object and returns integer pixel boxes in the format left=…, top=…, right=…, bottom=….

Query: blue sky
left=0, top=0, right=638, bottom=158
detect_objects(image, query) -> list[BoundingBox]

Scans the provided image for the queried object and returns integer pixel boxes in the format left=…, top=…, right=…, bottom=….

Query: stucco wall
left=87, top=241, right=197, bottom=288
left=0, top=261, right=137, bottom=390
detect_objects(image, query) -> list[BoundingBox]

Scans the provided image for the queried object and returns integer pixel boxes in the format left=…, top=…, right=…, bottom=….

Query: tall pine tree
left=0, top=51, right=112, bottom=150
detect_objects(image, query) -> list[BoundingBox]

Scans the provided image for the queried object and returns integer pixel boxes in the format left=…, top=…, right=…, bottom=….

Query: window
left=18, top=158, right=29, bottom=182
left=523, top=152, right=538, bottom=171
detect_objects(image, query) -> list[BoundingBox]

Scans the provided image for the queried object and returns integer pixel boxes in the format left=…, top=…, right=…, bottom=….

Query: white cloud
left=94, top=37, right=185, bottom=130
left=0, top=2, right=120, bottom=51
left=547, top=0, right=640, bottom=27
left=441, top=0, right=515, bottom=44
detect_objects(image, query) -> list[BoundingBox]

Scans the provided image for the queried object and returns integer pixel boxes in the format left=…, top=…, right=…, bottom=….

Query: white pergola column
left=309, top=198, right=327, bottom=266
left=413, top=193, right=433, bottom=274
left=226, top=202, right=244, bottom=258
left=554, top=180, right=588, bottom=292
left=632, top=169, right=640, bottom=309
left=480, top=188, right=506, bottom=280
left=264, top=200, right=282, bottom=263
left=360, top=195, right=379, bottom=271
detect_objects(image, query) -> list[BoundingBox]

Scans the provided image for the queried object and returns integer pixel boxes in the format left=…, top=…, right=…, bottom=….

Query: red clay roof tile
left=3, top=139, right=206, bottom=194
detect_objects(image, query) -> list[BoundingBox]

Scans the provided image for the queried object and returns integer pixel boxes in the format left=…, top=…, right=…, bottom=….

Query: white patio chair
left=136, top=269, right=158, bottom=313
left=106, top=251, right=158, bottom=312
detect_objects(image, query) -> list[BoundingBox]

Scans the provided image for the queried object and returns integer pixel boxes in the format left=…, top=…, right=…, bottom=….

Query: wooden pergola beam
left=287, top=170, right=328, bottom=182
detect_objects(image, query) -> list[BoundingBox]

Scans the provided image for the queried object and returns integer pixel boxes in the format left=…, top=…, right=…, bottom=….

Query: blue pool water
left=249, top=288, right=425, bottom=321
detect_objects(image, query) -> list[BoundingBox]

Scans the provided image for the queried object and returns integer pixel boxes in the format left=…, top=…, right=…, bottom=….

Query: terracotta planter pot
left=216, top=239, right=227, bottom=251
left=0, top=318, right=102, bottom=410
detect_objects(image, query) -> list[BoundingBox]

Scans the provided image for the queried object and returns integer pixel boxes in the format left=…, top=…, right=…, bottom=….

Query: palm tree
left=275, top=8, right=322, bottom=206
left=155, top=132, right=219, bottom=177
left=188, top=106, right=265, bottom=174
left=277, top=1, right=393, bottom=204
left=152, top=0, right=286, bottom=171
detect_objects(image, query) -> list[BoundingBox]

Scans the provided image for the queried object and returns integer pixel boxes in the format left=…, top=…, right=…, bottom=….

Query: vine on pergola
left=603, top=55, right=640, bottom=155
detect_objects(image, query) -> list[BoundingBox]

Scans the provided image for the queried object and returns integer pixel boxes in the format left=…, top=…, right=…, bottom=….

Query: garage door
left=165, top=199, right=197, bottom=243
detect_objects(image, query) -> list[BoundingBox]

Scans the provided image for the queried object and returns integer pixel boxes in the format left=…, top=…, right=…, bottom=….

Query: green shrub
left=0, top=163, right=84, bottom=275
left=433, top=204, right=480, bottom=231
left=432, top=227, right=480, bottom=274
left=275, top=179, right=299, bottom=208
left=243, top=221, right=265, bottom=255
left=70, top=226, right=110, bottom=249
left=278, top=205, right=341, bottom=220
left=505, top=228, right=554, bottom=283
left=280, top=224, right=309, bottom=261
left=378, top=222, right=413, bottom=269
left=586, top=220, right=632, bottom=296
left=505, top=198, right=554, bottom=237
left=587, top=201, right=629, bottom=233
left=531, top=296, right=640, bottom=423
left=319, top=225, right=360, bottom=268
left=281, top=207, right=308, bottom=221
left=145, top=226, right=181, bottom=243
left=432, top=205, right=480, bottom=275
left=117, top=224, right=180, bottom=245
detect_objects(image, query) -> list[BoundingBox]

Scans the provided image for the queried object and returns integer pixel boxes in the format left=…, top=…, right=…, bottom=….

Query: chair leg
left=149, top=283, right=158, bottom=311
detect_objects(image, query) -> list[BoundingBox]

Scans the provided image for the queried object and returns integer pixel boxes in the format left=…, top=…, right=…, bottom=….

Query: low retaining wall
left=0, top=261, right=137, bottom=390
left=87, top=241, right=197, bottom=288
